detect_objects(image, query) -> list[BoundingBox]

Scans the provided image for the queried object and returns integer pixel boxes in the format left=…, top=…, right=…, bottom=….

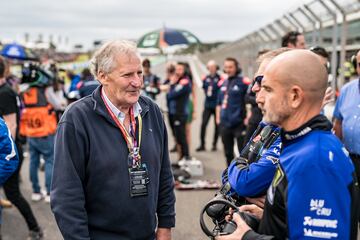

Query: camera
left=200, top=125, right=280, bottom=238
left=21, top=62, right=54, bottom=87
left=200, top=183, right=259, bottom=238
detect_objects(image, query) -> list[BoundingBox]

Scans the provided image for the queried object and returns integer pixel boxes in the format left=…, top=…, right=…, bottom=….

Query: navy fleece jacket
left=51, top=86, right=175, bottom=240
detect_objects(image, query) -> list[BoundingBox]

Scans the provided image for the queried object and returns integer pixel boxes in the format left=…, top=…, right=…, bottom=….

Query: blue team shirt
left=280, top=129, right=354, bottom=239
left=167, top=77, right=192, bottom=115
left=217, top=75, right=248, bottom=128
left=0, top=118, right=19, bottom=185
left=202, top=74, right=221, bottom=109
left=333, top=78, right=360, bottom=154
left=227, top=122, right=281, bottom=197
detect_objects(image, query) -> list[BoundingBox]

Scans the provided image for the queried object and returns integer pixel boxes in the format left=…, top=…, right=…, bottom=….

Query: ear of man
left=97, top=71, right=109, bottom=86
left=288, top=85, right=304, bottom=109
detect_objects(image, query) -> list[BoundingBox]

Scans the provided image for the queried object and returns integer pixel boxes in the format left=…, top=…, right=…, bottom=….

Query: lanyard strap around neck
left=101, top=92, right=142, bottom=152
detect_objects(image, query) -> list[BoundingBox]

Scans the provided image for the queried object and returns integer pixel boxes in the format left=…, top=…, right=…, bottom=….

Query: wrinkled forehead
left=115, top=53, right=142, bottom=65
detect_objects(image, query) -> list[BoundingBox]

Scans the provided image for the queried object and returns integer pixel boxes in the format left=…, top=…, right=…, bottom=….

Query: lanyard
left=222, top=78, right=234, bottom=109
left=101, top=92, right=143, bottom=166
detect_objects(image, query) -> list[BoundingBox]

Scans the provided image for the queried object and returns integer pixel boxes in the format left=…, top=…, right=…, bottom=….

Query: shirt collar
left=280, top=114, right=332, bottom=146
left=101, top=87, right=142, bottom=124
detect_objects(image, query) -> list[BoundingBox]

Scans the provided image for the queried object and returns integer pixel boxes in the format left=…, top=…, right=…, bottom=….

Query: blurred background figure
left=166, top=62, right=192, bottom=160
left=196, top=60, right=221, bottom=152
left=76, top=68, right=99, bottom=98
left=142, top=58, right=160, bottom=100
left=281, top=31, right=306, bottom=49
left=216, top=58, right=248, bottom=165
left=333, top=49, right=360, bottom=184
left=19, top=62, right=56, bottom=204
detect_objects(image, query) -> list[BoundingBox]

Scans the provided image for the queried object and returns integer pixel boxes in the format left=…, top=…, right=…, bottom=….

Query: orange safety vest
left=19, top=87, right=57, bottom=137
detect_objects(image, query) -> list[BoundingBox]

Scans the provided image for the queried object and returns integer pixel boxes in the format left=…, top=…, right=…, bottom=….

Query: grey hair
left=90, top=40, right=140, bottom=76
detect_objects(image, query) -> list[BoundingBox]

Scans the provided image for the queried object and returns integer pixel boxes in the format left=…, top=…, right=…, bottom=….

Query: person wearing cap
left=51, top=40, right=175, bottom=240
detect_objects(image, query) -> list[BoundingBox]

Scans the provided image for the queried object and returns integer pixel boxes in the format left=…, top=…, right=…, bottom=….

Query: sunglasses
left=252, top=75, right=263, bottom=87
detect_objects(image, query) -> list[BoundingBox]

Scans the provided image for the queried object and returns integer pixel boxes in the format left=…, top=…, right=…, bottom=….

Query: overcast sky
left=1, top=0, right=306, bottom=49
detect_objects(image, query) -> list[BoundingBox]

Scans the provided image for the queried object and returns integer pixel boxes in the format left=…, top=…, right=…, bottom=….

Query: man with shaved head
left=217, top=50, right=358, bottom=240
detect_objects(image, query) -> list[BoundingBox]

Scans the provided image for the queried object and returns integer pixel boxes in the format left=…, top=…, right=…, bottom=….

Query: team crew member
left=333, top=49, right=360, bottom=184
left=167, top=62, right=192, bottom=160
left=243, top=50, right=270, bottom=144
left=222, top=49, right=290, bottom=202
left=217, top=50, right=358, bottom=240
left=142, top=58, right=160, bottom=100
left=216, top=58, right=248, bottom=165
left=51, top=40, right=175, bottom=240
left=224, top=48, right=335, bottom=202
left=196, top=60, right=221, bottom=152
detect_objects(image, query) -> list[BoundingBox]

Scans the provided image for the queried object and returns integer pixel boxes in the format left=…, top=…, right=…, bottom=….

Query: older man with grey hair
left=51, top=40, right=175, bottom=240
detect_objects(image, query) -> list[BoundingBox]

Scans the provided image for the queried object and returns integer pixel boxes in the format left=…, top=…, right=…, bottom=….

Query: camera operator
left=217, top=50, right=358, bottom=239
left=19, top=62, right=57, bottom=203
left=223, top=47, right=335, bottom=207
left=222, top=49, right=290, bottom=206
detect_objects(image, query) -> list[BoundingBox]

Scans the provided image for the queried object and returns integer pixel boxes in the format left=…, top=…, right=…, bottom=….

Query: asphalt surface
left=2, top=55, right=226, bottom=240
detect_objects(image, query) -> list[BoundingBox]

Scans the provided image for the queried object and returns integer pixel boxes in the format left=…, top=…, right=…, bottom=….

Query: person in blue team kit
left=222, top=49, right=290, bottom=204
left=0, top=117, right=19, bottom=185
left=223, top=48, right=335, bottom=206
left=216, top=58, right=248, bottom=166
left=217, top=50, right=358, bottom=240
left=196, top=60, right=222, bottom=152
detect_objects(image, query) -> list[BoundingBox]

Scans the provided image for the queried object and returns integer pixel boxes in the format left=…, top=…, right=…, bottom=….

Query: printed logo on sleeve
left=310, top=199, right=332, bottom=216
left=303, top=199, right=338, bottom=239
